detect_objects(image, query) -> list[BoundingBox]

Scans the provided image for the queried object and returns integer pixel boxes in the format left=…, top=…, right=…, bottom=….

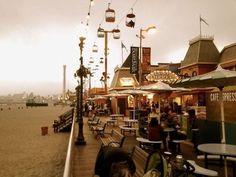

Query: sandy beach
left=0, top=104, right=71, bottom=177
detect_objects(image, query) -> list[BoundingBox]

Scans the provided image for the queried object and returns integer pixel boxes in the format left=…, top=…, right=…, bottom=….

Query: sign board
left=141, top=47, right=151, bottom=73
left=130, top=47, right=139, bottom=74
left=119, top=77, right=134, bottom=86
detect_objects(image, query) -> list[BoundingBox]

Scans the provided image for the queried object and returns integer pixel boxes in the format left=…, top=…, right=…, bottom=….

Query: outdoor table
left=106, top=119, right=117, bottom=126
left=110, top=114, right=124, bottom=120
left=96, top=109, right=105, bottom=116
left=163, top=127, right=175, bottom=150
left=198, top=143, right=236, bottom=177
left=136, top=137, right=162, bottom=150
left=123, top=119, right=138, bottom=127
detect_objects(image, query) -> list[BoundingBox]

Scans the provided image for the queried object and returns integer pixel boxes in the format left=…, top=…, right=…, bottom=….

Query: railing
left=63, top=109, right=76, bottom=177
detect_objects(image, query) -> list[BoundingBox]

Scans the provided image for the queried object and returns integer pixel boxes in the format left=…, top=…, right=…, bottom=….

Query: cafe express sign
left=210, top=91, right=236, bottom=102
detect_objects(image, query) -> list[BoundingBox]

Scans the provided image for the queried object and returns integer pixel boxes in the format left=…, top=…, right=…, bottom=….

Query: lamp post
left=137, top=25, right=156, bottom=108
left=97, top=27, right=120, bottom=94
left=75, top=36, right=87, bottom=145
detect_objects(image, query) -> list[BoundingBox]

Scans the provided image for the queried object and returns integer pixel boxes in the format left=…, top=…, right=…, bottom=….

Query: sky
left=0, top=0, right=236, bottom=96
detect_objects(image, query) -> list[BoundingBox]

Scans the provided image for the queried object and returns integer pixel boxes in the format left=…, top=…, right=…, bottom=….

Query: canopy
left=139, top=81, right=188, bottom=116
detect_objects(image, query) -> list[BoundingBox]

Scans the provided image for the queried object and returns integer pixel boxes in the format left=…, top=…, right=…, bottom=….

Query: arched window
left=192, top=71, right=197, bottom=76
left=184, top=73, right=189, bottom=78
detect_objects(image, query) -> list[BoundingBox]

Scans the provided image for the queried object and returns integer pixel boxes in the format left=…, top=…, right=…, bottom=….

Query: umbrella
left=139, top=81, right=186, bottom=117
left=104, top=91, right=128, bottom=114
left=93, top=95, right=107, bottom=100
left=119, top=89, right=151, bottom=119
left=174, top=65, right=236, bottom=177
left=118, top=89, right=151, bottom=95
left=104, top=91, right=128, bottom=97
left=86, top=97, right=95, bottom=101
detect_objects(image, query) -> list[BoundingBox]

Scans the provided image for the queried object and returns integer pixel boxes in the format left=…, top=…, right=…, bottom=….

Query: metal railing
left=63, top=109, right=76, bottom=177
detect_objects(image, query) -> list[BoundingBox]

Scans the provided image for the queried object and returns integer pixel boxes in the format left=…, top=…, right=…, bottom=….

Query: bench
left=100, top=129, right=125, bottom=148
left=131, top=145, right=164, bottom=177
left=119, top=125, right=138, bottom=136
left=131, top=145, right=150, bottom=177
left=197, top=154, right=236, bottom=176
left=91, top=123, right=107, bottom=139
left=88, top=117, right=100, bottom=129
left=187, top=160, right=218, bottom=176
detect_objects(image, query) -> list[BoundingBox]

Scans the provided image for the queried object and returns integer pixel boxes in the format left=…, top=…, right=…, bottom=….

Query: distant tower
left=63, top=65, right=66, bottom=102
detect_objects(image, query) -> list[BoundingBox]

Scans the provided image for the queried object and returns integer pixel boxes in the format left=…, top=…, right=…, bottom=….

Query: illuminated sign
left=119, top=77, right=134, bottom=86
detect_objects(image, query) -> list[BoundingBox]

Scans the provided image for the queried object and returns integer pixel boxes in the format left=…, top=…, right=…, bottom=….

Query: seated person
left=94, top=146, right=136, bottom=177
left=147, top=118, right=162, bottom=141
left=165, top=109, right=179, bottom=128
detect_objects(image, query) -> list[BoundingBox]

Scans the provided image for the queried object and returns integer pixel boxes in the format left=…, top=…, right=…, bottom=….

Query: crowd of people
left=146, top=105, right=188, bottom=151
left=84, top=101, right=111, bottom=117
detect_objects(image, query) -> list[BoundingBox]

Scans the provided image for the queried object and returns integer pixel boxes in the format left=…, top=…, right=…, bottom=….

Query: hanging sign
left=141, top=47, right=151, bottom=73
left=130, top=47, right=139, bottom=74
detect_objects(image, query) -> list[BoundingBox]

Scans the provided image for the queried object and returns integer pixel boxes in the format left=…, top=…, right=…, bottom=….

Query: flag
left=200, top=16, right=209, bottom=26
left=121, top=41, right=128, bottom=52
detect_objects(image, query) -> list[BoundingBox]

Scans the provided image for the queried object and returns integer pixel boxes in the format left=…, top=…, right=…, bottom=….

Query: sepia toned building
left=178, top=35, right=236, bottom=144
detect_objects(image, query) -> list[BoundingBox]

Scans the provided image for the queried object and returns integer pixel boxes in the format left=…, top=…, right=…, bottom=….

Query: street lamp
left=75, top=23, right=88, bottom=145
left=138, top=25, right=156, bottom=86
left=137, top=25, right=156, bottom=107
left=97, top=26, right=120, bottom=94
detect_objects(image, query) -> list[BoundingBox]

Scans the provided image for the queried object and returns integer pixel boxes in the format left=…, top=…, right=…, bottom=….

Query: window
left=192, top=71, right=197, bottom=76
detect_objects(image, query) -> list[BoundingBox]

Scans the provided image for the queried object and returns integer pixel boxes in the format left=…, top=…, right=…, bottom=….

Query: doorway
left=117, top=98, right=126, bottom=115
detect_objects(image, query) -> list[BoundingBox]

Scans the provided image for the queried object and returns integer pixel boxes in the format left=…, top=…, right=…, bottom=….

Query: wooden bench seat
left=119, top=125, right=138, bottom=136
left=88, top=117, right=100, bottom=129
left=131, top=145, right=163, bottom=177
left=197, top=154, right=236, bottom=176
left=187, top=160, right=218, bottom=176
left=197, top=154, right=236, bottom=162
left=131, top=145, right=150, bottom=177
left=100, top=129, right=125, bottom=148
left=91, top=123, right=107, bottom=138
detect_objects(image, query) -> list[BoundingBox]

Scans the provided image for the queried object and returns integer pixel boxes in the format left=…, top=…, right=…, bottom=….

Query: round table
left=163, top=127, right=175, bottom=151
left=198, top=143, right=236, bottom=177
left=123, top=119, right=138, bottom=127
left=136, top=137, right=162, bottom=150
left=110, top=114, right=124, bottom=120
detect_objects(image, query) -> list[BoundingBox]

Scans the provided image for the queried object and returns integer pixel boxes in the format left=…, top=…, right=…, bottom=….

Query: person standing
left=88, top=103, right=93, bottom=117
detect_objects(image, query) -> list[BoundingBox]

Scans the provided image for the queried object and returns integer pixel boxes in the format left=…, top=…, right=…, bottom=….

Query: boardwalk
left=72, top=116, right=234, bottom=177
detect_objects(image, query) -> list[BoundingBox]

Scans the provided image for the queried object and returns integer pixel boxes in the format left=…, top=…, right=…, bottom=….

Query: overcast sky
left=0, top=0, right=236, bottom=96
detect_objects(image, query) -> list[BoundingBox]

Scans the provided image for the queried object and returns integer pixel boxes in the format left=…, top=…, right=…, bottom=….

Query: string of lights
left=146, top=70, right=179, bottom=84
left=85, top=0, right=94, bottom=27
